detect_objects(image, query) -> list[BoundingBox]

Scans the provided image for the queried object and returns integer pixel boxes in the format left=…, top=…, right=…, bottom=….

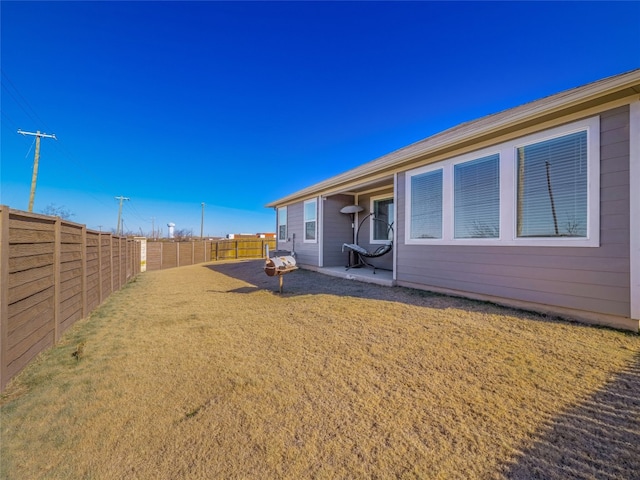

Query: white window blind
left=517, top=131, right=587, bottom=237
left=278, top=206, right=287, bottom=241
left=454, top=154, right=500, bottom=238
left=410, top=169, right=442, bottom=239
left=304, top=199, right=317, bottom=241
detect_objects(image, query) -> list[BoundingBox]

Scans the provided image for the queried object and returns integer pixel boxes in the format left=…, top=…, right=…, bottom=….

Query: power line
left=2, top=70, right=123, bottom=215
left=1, top=69, right=51, bottom=131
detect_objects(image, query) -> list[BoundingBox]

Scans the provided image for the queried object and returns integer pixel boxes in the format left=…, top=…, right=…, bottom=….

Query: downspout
left=630, top=99, right=640, bottom=325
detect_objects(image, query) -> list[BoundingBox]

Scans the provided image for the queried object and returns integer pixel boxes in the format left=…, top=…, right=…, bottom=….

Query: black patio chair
left=342, top=214, right=393, bottom=274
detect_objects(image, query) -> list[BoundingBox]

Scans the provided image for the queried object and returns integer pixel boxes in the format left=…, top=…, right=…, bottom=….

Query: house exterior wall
left=322, top=194, right=353, bottom=267
left=395, top=106, right=631, bottom=322
left=275, top=200, right=319, bottom=267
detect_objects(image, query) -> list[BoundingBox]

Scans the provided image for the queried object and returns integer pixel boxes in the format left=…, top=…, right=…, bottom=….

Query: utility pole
left=115, top=196, right=129, bottom=235
left=200, top=202, right=205, bottom=239
left=151, top=217, right=156, bottom=239
left=18, top=129, right=57, bottom=212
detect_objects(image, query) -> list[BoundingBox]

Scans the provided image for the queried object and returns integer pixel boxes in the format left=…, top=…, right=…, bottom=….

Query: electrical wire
left=2, top=69, right=177, bottom=237
left=2, top=69, right=119, bottom=214
left=1, top=69, right=51, bottom=132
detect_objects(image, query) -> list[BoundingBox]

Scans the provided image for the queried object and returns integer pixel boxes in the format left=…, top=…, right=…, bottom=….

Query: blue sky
left=1, top=1, right=639, bottom=237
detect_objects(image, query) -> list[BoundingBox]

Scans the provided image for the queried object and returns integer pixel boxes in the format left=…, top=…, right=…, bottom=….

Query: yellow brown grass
left=1, top=260, right=638, bottom=479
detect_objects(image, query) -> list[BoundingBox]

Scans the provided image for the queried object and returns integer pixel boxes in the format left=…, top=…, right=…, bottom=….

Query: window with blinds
left=304, top=199, right=317, bottom=242
left=454, top=154, right=500, bottom=238
left=517, top=131, right=587, bottom=237
left=404, top=116, right=597, bottom=246
left=277, top=206, right=287, bottom=241
left=410, top=169, right=443, bottom=239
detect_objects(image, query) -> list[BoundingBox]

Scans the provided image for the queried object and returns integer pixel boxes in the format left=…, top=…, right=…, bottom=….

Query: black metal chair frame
left=342, top=213, right=393, bottom=274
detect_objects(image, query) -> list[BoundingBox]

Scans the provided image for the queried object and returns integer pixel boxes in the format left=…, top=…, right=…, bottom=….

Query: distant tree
left=41, top=203, right=74, bottom=220
left=173, top=228, right=193, bottom=241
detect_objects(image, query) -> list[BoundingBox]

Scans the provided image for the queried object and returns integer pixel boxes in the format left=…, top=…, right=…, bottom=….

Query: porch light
left=340, top=204, right=364, bottom=229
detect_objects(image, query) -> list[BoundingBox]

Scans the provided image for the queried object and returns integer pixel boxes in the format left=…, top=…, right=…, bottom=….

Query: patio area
left=307, top=264, right=395, bottom=287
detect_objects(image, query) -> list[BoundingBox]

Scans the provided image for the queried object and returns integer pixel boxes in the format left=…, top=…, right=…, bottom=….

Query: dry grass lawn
left=1, top=260, right=639, bottom=479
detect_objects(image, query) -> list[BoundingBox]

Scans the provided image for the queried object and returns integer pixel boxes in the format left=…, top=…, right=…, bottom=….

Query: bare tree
left=470, top=221, right=499, bottom=238
left=564, top=216, right=584, bottom=237
left=173, top=228, right=193, bottom=241
left=41, top=203, right=74, bottom=220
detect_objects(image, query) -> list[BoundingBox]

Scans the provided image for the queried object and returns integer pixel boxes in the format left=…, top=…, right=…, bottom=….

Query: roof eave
left=266, top=69, right=640, bottom=208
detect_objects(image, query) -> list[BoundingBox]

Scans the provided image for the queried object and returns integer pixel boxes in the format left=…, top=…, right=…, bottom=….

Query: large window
left=371, top=196, right=394, bottom=243
left=277, top=206, right=287, bottom=241
left=410, top=169, right=443, bottom=239
left=405, top=116, right=599, bottom=247
left=304, top=199, right=317, bottom=242
left=516, top=131, right=587, bottom=238
left=454, top=154, right=500, bottom=239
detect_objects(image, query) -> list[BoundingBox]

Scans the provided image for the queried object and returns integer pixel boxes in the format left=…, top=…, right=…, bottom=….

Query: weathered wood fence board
left=0, top=206, right=142, bottom=392
left=145, top=240, right=213, bottom=271
left=212, top=239, right=276, bottom=261
left=143, top=239, right=273, bottom=271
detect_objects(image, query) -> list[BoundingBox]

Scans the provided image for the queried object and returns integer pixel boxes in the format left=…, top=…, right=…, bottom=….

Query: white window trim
left=369, top=193, right=394, bottom=244
left=303, top=198, right=318, bottom=243
left=277, top=206, right=287, bottom=242
left=405, top=116, right=600, bottom=247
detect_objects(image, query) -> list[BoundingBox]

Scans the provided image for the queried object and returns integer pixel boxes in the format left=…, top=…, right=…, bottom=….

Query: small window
left=517, top=131, right=587, bottom=238
left=454, top=154, right=500, bottom=238
left=304, top=199, right=317, bottom=242
left=410, top=169, right=442, bottom=239
left=371, top=196, right=394, bottom=243
left=277, top=206, right=287, bottom=241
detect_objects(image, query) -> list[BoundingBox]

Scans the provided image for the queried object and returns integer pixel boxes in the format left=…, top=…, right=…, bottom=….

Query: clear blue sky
left=2, top=1, right=639, bottom=237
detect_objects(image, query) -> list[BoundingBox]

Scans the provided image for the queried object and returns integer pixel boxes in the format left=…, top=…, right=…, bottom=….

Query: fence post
left=53, top=217, right=61, bottom=343
left=81, top=225, right=87, bottom=319
left=109, top=235, right=114, bottom=295
left=215, top=242, right=218, bottom=261
left=235, top=240, right=239, bottom=259
left=98, top=233, right=103, bottom=304
left=120, top=237, right=124, bottom=287
left=0, top=207, right=9, bottom=391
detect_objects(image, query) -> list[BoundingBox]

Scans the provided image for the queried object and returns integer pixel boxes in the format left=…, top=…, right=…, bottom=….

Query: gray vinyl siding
left=396, top=106, right=631, bottom=317
left=322, top=195, right=353, bottom=267
left=277, top=201, right=319, bottom=267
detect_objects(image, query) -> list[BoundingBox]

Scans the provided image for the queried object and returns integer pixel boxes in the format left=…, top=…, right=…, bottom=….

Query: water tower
left=167, top=222, right=175, bottom=239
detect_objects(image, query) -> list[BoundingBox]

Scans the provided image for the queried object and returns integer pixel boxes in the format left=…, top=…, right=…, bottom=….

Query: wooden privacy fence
left=0, top=206, right=141, bottom=391
left=145, top=240, right=213, bottom=271
left=213, top=238, right=276, bottom=260
left=144, top=239, right=276, bottom=269
left=138, top=238, right=276, bottom=270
